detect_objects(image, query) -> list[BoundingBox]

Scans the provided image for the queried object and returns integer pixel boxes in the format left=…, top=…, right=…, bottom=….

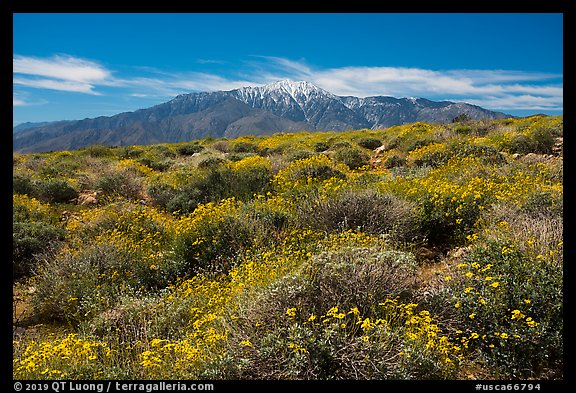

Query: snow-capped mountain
left=13, top=80, right=510, bottom=153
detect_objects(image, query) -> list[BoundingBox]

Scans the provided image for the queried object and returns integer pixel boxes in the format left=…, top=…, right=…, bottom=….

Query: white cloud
left=13, top=54, right=111, bottom=94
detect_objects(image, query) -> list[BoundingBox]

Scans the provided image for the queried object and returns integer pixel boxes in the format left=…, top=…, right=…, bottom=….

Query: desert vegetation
left=13, top=115, right=563, bottom=380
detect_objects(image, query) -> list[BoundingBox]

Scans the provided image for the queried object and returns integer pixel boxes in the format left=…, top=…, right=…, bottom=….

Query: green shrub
left=197, top=156, right=226, bottom=170
left=32, top=243, right=136, bottom=324
left=13, top=221, right=66, bottom=278
left=176, top=143, right=204, bottom=156
left=96, top=173, right=142, bottom=200
left=231, top=141, right=258, bottom=153
left=333, top=147, right=370, bottom=170
left=313, top=141, right=330, bottom=152
left=137, top=157, right=173, bottom=172
left=36, top=179, right=79, bottom=203
left=407, top=138, right=434, bottom=152
left=172, top=200, right=253, bottom=275
left=228, top=152, right=256, bottom=162
left=528, top=126, right=555, bottom=154
left=297, top=189, right=418, bottom=242
left=357, top=137, right=382, bottom=150
left=116, top=146, right=144, bottom=159
left=506, top=134, right=536, bottom=154
left=84, top=144, right=114, bottom=157
left=384, top=155, right=407, bottom=169
left=330, top=141, right=352, bottom=150
left=221, top=247, right=456, bottom=379
left=453, top=125, right=472, bottom=135
left=288, top=150, right=314, bottom=162
left=444, top=240, right=562, bottom=378
left=13, top=173, right=35, bottom=196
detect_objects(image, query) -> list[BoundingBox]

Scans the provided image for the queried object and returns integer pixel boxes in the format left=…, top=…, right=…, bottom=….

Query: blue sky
left=13, top=13, right=563, bottom=125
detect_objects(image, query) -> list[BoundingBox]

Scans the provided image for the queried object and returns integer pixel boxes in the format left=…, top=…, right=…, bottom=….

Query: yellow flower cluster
left=14, top=334, right=112, bottom=379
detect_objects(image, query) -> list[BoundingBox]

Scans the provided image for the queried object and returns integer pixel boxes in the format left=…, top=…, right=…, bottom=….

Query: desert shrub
left=222, top=248, right=457, bottom=379
left=13, top=173, right=35, bottom=196
left=288, top=150, right=314, bottom=162
left=384, top=155, right=407, bottom=169
left=150, top=145, right=177, bottom=159
left=229, top=156, right=273, bottom=200
left=95, top=173, right=142, bottom=200
left=408, top=143, right=449, bottom=167
left=137, top=157, right=173, bottom=172
left=116, top=146, right=144, bottom=159
left=506, top=134, right=536, bottom=154
left=274, top=155, right=346, bottom=193
left=212, top=140, right=230, bottom=153
left=197, top=156, right=226, bottom=170
left=228, top=152, right=256, bottom=162
left=84, top=144, right=114, bottom=157
left=307, top=247, right=418, bottom=312
left=330, top=140, right=352, bottom=150
left=407, top=138, right=435, bottom=152
left=521, top=191, right=557, bottom=215
left=32, top=243, right=138, bottom=324
left=313, top=141, right=330, bottom=152
left=453, top=125, right=472, bottom=135
left=172, top=198, right=254, bottom=275
left=177, top=143, right=204, bottom=156
left=231, top=141, right=258, bottom=153
left=357, top=137, right=382, bottom=150
left=297, top=189, right=418, bottom=242
left=13, top=221, right=66, bottom=278
left=36, top=179, right=79, bottom=203
left=147, top=182, right=178, bottom=209
left=527, top=126, right=555, bottom=154
left=443, top=240, right=562, bottom=378
left=333, top=147, right=370, bottom=170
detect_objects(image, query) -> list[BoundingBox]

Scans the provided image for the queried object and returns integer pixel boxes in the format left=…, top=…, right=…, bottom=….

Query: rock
left=77, top=191, right=98, bottom=206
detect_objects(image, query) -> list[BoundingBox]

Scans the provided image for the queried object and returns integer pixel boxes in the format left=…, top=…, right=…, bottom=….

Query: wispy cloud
left=13, top=54, right=111, bottom=94
left=13, top=97, right=27, bottom=106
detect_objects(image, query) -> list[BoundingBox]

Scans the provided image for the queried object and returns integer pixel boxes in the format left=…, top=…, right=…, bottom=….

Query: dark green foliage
left=357, top=137, right=382, bottom=150
left=116, top=146, right=144, bottom=159
left=288, top=150, right=314, bottom=162
left=96, top=173, right=142, bottom=200
left=231, top=141, right=258, bottom=153
left=228, top=152, right=256, bottom=162
left=197, top=156, right=226, bottom=170
left=36, top=179, right=79, bottom=203
left=13, top=173, right=35, bottom=196
left=407, top=139, right=434, bottom=152
left=84, top=144, right=114, bottom=157
left=529, top=127, right=555, bottom=154
left=507, top=135, right=536, bottom=154
left=176, top=143, right=204, bottom=156
left=453, top=125, right=472, bottom=135
left=172, top=216, right=253, bottom=276
left=384, top=155, right=407, bottom=169
left=330, top=141, right=352, bottom=150
left=13, top=221, right=66, bottom=278
left=333, top=147, right=370, bottom=170
left=313, top=141, right=330, bottom=152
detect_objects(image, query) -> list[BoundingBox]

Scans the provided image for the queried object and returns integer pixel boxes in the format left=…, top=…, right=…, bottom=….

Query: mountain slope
left=13, top=80, right=510, bottom=152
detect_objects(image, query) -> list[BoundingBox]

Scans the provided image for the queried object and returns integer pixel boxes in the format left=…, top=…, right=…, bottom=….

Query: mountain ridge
left=13, top=80, right=511, bottom=153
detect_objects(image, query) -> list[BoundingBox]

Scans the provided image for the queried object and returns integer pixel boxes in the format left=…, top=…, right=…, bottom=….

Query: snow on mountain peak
left=235, top=80, right=333, bottom=104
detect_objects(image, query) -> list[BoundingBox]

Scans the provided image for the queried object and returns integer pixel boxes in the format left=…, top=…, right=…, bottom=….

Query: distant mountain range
left=13, top=80, right=510, bottom=152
